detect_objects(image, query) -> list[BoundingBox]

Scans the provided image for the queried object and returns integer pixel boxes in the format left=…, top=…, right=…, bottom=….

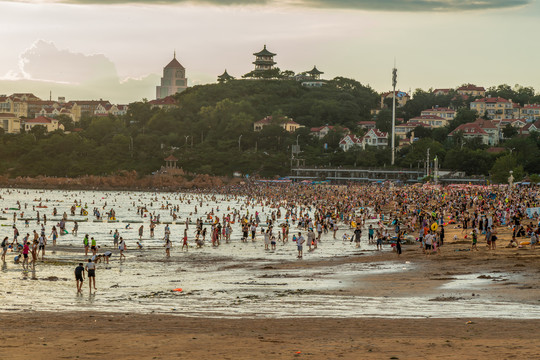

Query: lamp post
left=391, top=65, right=397, bottom=166
left=238, top=134, right=242, bottom=151
left=184, top=135, right=190, bottom=147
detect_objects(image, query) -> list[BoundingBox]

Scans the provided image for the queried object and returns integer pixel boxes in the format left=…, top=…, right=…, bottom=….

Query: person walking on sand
left=353, top=225, right=362, bottom=248
left=83, top=234, right=89, bottom=256
left=471, top=228, right=478, bottom=251
left=182, top=229, right=188, bottom=251
left=50, top=226, right=58, bottom=246
left=307, top=228, right=315, bottom=252
left=395, top=232, right=402, bottom=257
left=1, top=237, right=8, bottom=262
left=85, top=259, right=97, bottom=293
left=75, top=262, right=85, bottom=294
left=530, top=228, right=538, bottom=250
left=164, top=237, right=172, bottom=257
left=376, top=230, right=383, bottom=251
left=296, top=232, right=305, bottom=259
left=138, top=225, right=144, bottom=241
left=22, top=241, right=30, bottom=269
left=30, top=239, right=38, bottom=268
left=91, top=237, right=98, bottom=255
left=37, top=233, right=47, bottom=260
left=72, top=221, right=78, bottom=236
left=118, top=237, right=126, bottom=260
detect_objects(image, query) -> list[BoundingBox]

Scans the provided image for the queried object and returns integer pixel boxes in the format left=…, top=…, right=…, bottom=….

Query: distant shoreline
left=0, top=172, right=239, bottom=192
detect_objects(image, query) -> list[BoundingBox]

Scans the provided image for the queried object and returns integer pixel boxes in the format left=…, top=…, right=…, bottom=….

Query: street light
left=184, top=135, right=190, bottom=147
left=238, top=134, right=242, bottom=151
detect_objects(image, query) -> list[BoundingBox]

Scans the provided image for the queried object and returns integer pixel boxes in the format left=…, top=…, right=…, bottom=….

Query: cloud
left=12, top=40, right=119, bottom=85
left=2, top=40, right=159, bottom=103
left=5, top=0, right=531, bottom=12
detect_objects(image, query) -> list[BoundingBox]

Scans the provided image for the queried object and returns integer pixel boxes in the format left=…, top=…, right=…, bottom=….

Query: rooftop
left=253, top=45, right=276, bottom=57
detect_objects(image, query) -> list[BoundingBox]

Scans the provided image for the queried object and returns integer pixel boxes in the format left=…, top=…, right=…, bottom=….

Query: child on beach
left=471, top=229, right=478, bottom=251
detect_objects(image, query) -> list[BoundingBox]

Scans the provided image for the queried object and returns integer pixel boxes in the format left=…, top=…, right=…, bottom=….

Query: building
left=27, top=100, right=59, bottom=119
left=456, top=84, right=486, bottom=97
left=339, top=134, right=363, bottom=152
left=491, top=118, right=527, bottom=129
left=67, top=100, right=111, bottom=121
left=301, top=66, right=326, bottom=87
left=93, top=103, right=128, bottom=117
left=395, top=122, right=430, bottom=136
left=253, top=116, right=301, bottom=133
left=521, top=104, right=540, bottom=122
left=357, top=121, right=376, bottom=130
left=448, top=119, right=499, bottom=145
left=252, top=45, right=276, bottom=72
left=0, top=113, right=21, bottom=134
left=380, top=91, right=410, bottom=108
left=149, top=96, right=178, bottom=110
left=23, top=116, right=63, bottom=133
left=519, top=120, right=540, bottom=136
left=470, top=96, right=514, bottom=120
left=408, top=115, right=449, bottom=128
left=433, top=88, right=451, bottom=96
left=339, top=129, right=388, bottom=151
left=310, top=125, right=349, bottom=139
left=420, top=107, right=455, bottom=120
left=156, top=52, right=188, bottom=99
left=37, top=106, right=73, bottom=120
left=217, top=70, right=234, bottom=83
left=362, top=129, right=388, bottom=148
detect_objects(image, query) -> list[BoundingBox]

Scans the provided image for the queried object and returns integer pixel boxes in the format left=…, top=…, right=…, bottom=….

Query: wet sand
left=0, top=312, right=538, bottom=359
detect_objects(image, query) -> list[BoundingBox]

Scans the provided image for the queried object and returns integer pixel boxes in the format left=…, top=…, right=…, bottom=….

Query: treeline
left=0, top=79, right=539, bottom=182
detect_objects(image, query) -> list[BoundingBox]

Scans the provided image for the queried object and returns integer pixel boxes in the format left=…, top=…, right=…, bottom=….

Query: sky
left=0, top=0, right=539, bottom=104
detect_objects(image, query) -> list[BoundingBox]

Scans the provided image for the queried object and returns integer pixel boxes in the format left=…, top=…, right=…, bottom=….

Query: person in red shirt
left=22, top=241, right=30, bottom=270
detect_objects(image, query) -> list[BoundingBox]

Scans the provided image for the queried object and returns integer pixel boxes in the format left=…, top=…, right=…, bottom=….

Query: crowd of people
left=1, top=182, right=539, bottom=293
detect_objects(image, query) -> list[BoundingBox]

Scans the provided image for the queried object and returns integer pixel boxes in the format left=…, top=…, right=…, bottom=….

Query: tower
left=156, top=52, right=188, bottom=99
left=306, top=66, right=324, bottom=80
left=217, top=69, right=234, bottom=83
left=253, top=45, right=276, bottom=72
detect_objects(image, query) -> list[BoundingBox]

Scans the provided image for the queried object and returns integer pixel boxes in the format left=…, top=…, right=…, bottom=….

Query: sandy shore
left=0, top=312, right=538, bottom=359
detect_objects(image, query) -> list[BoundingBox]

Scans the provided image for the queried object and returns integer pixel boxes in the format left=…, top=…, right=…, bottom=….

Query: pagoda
left=217, top=69, right=234, bottom=83
left=253, top=45, right=276, bottom=72
left=156, top=52, right=188, bottom=99
left=306, top=66, right=324, bottom=80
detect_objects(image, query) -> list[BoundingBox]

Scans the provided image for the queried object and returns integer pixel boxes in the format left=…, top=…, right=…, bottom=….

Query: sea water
left=0, top=188, right=539, bottom=319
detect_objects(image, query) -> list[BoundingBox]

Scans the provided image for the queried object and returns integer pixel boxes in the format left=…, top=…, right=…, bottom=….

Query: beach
left=1, top=233, right=539, bottom=359
left=0, top=187, right=539, bottom=359
left=1, top=313, right=538, bottom=360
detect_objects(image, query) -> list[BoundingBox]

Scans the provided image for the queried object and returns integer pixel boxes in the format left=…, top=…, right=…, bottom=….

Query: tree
left=56, top=115, right=75, bottom=131
left=29, top=125, right=47, bottom=139
left=448, top=108, right=478, bottom=131
left=502, top=124, right=518, bottom=139
left=490, top=154, right=524, bottom=183
left=375, top=109, right=392, bottom=133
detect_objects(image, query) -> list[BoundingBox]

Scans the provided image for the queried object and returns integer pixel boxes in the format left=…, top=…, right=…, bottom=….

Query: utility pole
left=391, top=63, right=397, bottom=165
left=426, top=147, right=430, bottom=178
left=434, top=156, right=439, bottom=185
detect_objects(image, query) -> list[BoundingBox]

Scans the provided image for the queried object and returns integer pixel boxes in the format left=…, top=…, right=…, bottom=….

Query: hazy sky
left=1, top=0, right=539, bottom=103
